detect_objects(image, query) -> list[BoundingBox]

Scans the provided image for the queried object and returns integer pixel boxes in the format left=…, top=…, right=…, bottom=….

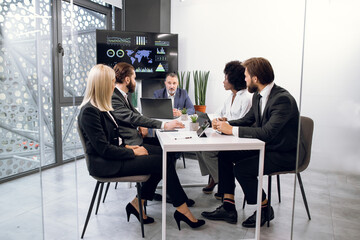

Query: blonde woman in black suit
left=78, top=64, right=205, bottom=230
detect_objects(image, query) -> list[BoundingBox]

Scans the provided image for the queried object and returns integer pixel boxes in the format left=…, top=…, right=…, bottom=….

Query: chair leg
left=103, top=182, right=111, bottom=203
left=182, top=153, right=186, bottom=168
left=141, top=182, right=147, bottom=215
left=276, top=175, right=281, bottom=203
left=267, top=175, right=272, bottom=227
left=136, top=182, right=145, bottom=238
left=95, top=182, right=104, bottom=215
left=297, top=173, right=311, bottom=220
left=144, top=200, right=147, bottom=215
left=114, top=182, right=118, bottom=189
left=81, top=181, right=101, bottom=239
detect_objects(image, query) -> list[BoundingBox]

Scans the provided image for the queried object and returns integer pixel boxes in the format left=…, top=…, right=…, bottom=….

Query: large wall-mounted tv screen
left=96, top=30, right=178, bottom=80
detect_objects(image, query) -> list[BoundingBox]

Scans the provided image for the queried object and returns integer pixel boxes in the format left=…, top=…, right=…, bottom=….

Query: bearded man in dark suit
left=111, top=62, right=183, bottom=146
left=202, top=57, right=302, bottom=228
left=111, top=62, right=194, bottom=206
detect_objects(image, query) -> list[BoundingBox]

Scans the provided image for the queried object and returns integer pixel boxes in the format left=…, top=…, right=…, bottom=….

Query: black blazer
left=112, top=88, right=162, bottom=145
left=78, top=102, right=135, bottom=177
left=228, top=84, right=302, bottom=168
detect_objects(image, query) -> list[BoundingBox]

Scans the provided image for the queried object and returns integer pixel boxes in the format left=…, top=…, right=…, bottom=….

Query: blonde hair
left=80, top=64, right=115, bottom=111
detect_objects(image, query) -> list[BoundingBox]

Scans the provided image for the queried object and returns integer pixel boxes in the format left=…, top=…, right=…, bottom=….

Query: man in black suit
left=202, top=57, right=301, bottom=227
left=111, top=62, right=183, bottom=146
left=111, top=62, right=194, bottom=206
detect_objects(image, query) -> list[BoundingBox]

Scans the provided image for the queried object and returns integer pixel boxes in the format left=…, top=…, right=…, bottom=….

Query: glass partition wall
left=0, top=0, right=52, bottom=238
left=4, top=0, right=358, bottom=239
left=293, top=0, right=360, bottom=239
left=0, top=0, right=111, bottom=239
left=170, top=0, right=305, bottom=239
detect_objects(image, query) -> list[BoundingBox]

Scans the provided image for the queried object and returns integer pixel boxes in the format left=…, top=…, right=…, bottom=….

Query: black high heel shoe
left=126, top=203, right=154, bottom=224
left=174, top=210, right=205, bottom=230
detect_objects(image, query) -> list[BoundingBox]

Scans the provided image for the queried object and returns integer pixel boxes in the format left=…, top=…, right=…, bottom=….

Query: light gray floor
left=1, top=156, right=360, bottom=240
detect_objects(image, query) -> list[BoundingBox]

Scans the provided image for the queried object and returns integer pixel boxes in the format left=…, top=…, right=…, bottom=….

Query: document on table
left=165, top=131, right=198, bottom=140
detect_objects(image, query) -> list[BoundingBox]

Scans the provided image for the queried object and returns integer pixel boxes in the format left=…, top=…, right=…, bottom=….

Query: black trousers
left=218, top=150, right=293, bottom=205
left=143, top=136, right=181, bottom=162
left=112, top=141, right=188, bottom=208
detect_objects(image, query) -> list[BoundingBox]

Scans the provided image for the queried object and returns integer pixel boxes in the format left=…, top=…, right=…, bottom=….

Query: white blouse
left=215, top=89, right=253, bottom=121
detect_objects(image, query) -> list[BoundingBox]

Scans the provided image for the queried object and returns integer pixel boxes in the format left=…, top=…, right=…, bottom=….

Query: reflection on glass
left=61, top=2, right=106, bottom=98
left=61, top=105, right=83, bottom=162
left=0, top=0, right=54, bottom=177
left=0, top=0, right=51, bottom=238
left=90, top=0, right=107, bottom=6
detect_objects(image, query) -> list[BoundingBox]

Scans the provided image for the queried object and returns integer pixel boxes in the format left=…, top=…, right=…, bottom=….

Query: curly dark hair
left=113, top=62, right=135, bottom=84
left=223, top=60, right=246, bottom=91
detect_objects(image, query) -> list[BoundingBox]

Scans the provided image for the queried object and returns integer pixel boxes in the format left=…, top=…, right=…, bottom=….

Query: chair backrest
left=77, top=122, right=151, bottom=183
left=77, top=123, right=91, bottom=171
left=297, top=116, right=314, bottom=173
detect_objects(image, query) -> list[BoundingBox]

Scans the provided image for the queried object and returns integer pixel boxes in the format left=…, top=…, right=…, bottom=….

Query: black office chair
left=77, top=124, right=150, bottom=238
left=181, top=153, right=186, bottom=168
left=242, top=116, right=314, bottom=227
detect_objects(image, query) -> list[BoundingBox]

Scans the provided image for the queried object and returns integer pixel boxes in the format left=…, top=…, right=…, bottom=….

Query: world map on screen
left=126, top=50, right=153, bottom=64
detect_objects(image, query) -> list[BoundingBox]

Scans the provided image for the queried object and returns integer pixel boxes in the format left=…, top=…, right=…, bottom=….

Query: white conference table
left=156, top=126, right=265, bottom=240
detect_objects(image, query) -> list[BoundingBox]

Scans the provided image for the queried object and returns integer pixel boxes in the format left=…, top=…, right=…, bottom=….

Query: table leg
left=255, top=147, right=265, bottom=240
left=162, top=149, right=167, bottom=240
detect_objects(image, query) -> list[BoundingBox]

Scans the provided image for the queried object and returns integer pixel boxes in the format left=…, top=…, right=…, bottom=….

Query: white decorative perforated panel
left=0, top=0, right=54, bottom=179
left=0, top=0, right=108, bottom=179
left=61, top=1, right=106, bottom=97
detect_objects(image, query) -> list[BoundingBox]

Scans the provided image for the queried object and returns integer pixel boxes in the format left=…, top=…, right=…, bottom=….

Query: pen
left=174, top=136, right=192, bottom=140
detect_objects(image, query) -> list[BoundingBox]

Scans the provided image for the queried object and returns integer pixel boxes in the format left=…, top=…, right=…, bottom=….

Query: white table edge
left=156, top=129, right=265, bottom=240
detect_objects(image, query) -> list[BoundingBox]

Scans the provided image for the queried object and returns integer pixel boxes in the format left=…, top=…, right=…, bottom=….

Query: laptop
left=140, top=98, right=175, bottom=119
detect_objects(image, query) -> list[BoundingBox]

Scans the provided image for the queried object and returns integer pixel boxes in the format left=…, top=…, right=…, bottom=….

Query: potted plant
left=177, top=71, right=191, bottom=93
left=180, top=108, right=188, bottom=121
left=189, top=114, right=199, bottom=131
left=193, top=70, right=210, bottom=113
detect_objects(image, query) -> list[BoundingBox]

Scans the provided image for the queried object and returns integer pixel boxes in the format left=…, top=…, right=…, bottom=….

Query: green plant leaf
left=193, top=70, right=210, bottom=105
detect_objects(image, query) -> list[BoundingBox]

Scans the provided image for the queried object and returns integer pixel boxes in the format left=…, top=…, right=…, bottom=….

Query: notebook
left=140, top=98, right=175, bottom=119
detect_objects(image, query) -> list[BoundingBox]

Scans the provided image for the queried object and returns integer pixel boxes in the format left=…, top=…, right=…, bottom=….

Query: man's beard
left=168, top=89, right=176, bottom=95
left=247, top=80, right=258, bottom=93
left=127, top=81, right=136, bottom=93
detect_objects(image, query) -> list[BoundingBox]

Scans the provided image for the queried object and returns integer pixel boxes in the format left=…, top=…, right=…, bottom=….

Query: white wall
left=171, top=0, right=360, bottom=175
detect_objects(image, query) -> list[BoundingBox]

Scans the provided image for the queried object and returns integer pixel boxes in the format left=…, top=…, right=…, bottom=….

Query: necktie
left=127, top=95, right=135, bottom=111
left=258, top=94, right=262, bottom=118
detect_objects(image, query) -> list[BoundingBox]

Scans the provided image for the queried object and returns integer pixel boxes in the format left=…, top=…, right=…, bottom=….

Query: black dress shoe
left=186, top=199, right=195, bottom=207
left=166, top=196, right=195, bottom=207
left=201, top=205, right=237, bottom=224
left=152, top=193, right=172, bottom=202
left=242, top=206, right=274, bottom=228
left=214, top=192, right=223, bottom=200
left=154, top=193, right=195, bottom=207
left=153, top=193, right=162, bottom=201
